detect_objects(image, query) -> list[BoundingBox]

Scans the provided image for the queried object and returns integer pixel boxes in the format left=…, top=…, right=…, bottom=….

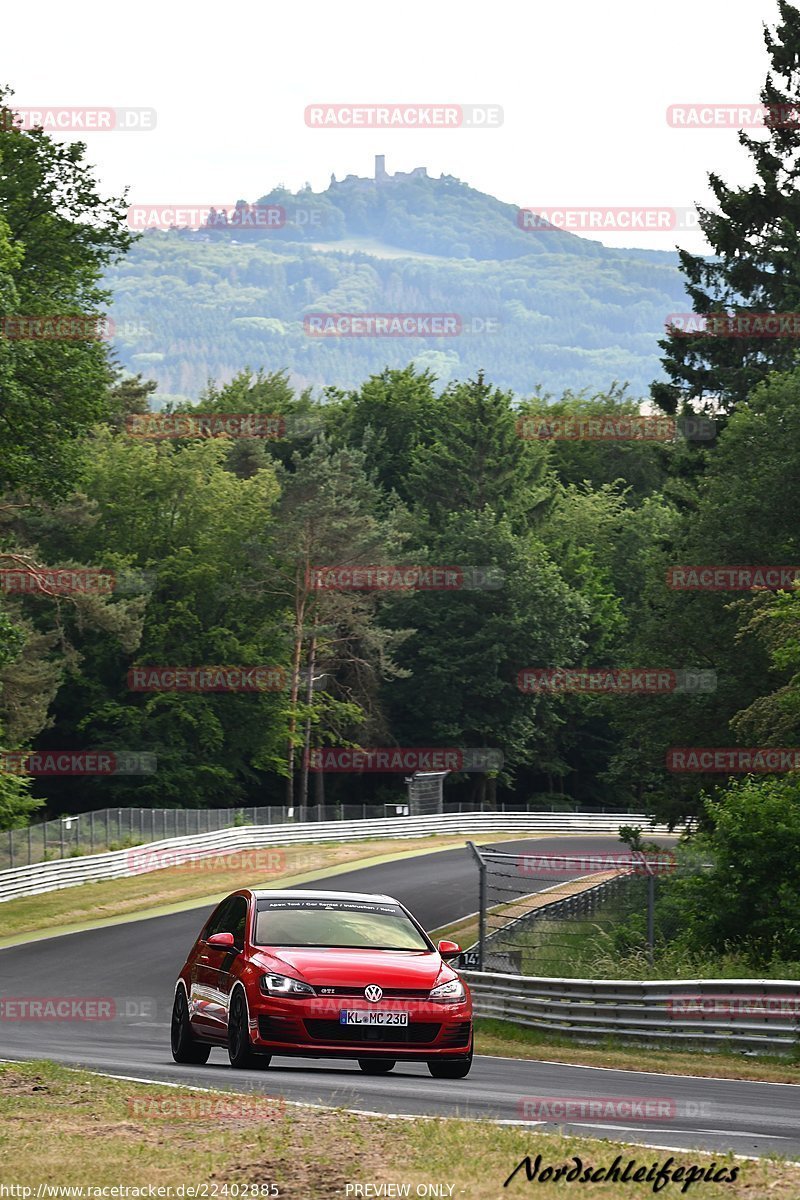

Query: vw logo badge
left=364, top=984, right=383, bottom=1003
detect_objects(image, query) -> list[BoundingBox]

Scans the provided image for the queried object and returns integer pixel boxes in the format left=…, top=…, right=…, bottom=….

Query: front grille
left=313, top=987, right=430, bottom=998
left=304, top=1019, right=441, bottom=1044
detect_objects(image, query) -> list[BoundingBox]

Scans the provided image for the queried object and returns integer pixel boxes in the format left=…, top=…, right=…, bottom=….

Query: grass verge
left=1, top=1060, right=796, bottom=1199
left=474, top=1018, right=800, bottom=1085
left=0, top=832, right=534, bottom=944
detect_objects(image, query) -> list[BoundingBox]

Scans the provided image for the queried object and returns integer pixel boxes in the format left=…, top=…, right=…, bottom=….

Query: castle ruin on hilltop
left=330, top=155, right=428, bottom=189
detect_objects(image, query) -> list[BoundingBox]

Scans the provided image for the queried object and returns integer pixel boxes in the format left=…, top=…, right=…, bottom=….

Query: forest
left=107, top=174, right=687, bottom=399
left=2, top=0, right=800, bottom=918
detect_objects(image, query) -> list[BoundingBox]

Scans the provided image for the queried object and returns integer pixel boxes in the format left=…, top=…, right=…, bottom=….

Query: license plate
left=339, top=1010, right=409, bottom=1026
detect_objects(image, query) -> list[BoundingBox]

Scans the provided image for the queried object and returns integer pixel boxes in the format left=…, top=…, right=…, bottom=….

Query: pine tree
left=407, top=372, right=551, bottom=532
left=652, top=1, right=800, bottom=415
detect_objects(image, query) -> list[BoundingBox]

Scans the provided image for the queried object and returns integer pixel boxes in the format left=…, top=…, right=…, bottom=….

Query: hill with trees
left=108, top=165, right=689, bottom=401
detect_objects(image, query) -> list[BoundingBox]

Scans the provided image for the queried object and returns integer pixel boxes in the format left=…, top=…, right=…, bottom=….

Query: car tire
left=228, top=988, right=270, bottom=1070
left=357, top=1059, right=396, bottom=1074
left=171, top=987, right=211, bottom=1065
left=427, top=1038, right=473, bottom=1079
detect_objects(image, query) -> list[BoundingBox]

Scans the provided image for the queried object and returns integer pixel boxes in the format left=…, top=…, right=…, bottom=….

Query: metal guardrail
left=463, top=971, right=800, bottom=1054
left=0, top=799, right=643, bottom=870
left=0, top=811, right=666, bottom=903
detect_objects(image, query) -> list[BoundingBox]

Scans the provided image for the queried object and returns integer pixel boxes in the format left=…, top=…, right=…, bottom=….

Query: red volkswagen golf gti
left=171, top=889, right=473, bottom=1077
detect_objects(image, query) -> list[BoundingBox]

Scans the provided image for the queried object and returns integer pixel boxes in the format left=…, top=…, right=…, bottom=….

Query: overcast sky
left=4, top=0, right=781, bottom=252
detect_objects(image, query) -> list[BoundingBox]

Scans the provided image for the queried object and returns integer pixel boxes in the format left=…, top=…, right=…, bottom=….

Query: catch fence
left=462, top=842, right=683, bottom=975
left=0, top=799, right=642, bottom=871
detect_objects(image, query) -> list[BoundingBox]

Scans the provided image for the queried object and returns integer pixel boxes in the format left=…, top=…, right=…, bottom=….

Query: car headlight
left=260, top=972, right=315, bottom=997
left=429, top=978, right=466, bottom=1003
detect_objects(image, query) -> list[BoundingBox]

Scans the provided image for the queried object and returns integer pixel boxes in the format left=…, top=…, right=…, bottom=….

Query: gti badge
left=364, top=984, right=383, bottom=1002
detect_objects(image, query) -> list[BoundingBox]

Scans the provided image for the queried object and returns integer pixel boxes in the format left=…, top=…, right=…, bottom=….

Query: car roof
left=250, top=889, right=400, bottom=903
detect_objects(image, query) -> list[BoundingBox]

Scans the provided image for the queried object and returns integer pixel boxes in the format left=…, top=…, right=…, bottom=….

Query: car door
left=190, top=897, right=234, bottom=1038
left=218, top=895, right=249, bottom=1031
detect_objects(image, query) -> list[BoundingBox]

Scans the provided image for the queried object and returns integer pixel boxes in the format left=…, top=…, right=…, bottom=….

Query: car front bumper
left=250, top=996, right=473, bottom=1059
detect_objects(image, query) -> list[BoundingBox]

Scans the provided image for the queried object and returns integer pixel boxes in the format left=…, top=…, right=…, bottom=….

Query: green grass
left=483, top=891, right=800, bottom=981
left=474, top=1018, right=800, bottom=1084
left=2, top=1059, right=796, bottom=1199
left=0, top=831, right=536, bottom=944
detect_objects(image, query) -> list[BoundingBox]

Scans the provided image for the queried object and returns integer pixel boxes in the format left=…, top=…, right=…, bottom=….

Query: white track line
left=477, top=1052, right=800, bottom=1087
left=1, top=1057, right=793, bottom=1163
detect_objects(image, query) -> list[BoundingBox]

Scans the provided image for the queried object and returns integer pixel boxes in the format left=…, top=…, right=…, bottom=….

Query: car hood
left=252, top=947, right=445, bottom=988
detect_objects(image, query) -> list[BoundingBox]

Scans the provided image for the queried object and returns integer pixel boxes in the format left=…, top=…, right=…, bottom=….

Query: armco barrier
left=463, top=972, right=800, bottom=1054
left=5, top=801, right=642, bottom=870
left=0, top=811, right=668, bottom=903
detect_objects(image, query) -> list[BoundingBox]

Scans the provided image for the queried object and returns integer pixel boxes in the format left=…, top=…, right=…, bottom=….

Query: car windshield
left=254, top=898, right=431, bottom=950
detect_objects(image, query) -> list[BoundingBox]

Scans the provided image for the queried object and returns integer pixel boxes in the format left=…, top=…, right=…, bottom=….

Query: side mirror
left=437, top=939, right=461, bottom=960
left=206, top=932, right=236, bottom=949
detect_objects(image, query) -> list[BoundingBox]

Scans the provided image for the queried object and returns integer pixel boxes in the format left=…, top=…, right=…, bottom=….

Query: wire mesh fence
left=461, top=843, right=679, bottom=976
left=0, top=797, right=634, bottom=871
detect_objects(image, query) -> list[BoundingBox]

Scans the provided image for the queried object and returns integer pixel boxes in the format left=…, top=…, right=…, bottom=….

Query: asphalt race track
left=1, top=833, right=798, bottom=1158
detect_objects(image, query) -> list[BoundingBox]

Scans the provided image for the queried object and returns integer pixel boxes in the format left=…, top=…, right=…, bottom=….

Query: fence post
left=8, top=830, right=13, bottom=869
left=27, top=823, right=32, bottom=865
left=647, top=873, right=655, bottom=967
left=466, top=840, right=487, bottom=971
left=89, top=810, right=95, bottom=853
left=60, top=819, right=65, bottom=859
